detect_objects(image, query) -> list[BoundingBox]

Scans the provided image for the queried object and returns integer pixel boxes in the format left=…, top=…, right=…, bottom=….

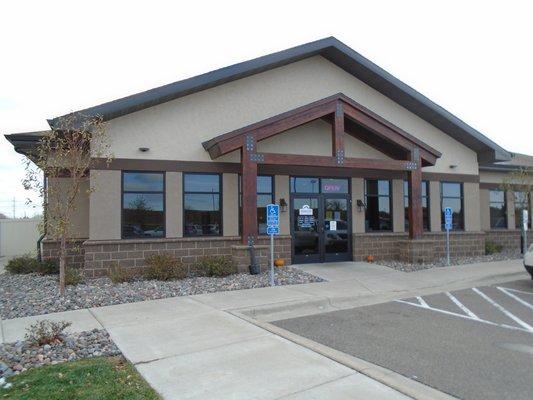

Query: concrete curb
left=231, top=310, right=459, bottom=400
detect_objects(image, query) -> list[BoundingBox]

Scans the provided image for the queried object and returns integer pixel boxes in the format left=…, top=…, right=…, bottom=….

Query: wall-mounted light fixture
left=139, top=147, right=150, bottom=152
left=279, top=198, right=288, bottom=212
left=356, top=199, right=366, bottom=212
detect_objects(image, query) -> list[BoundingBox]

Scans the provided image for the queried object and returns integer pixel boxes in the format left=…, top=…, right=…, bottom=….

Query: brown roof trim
left=422, top=172, right=479, bottom=183
left=91, top=158, right=241, bottom=173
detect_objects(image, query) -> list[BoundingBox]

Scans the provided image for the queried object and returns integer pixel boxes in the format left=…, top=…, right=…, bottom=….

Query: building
left=5, top=37, right=532, bottom=277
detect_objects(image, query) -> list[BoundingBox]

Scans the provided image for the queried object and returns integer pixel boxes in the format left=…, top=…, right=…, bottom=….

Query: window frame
left=121, top=170, right=166, bottom=240
left=440, top=181, right=464, bottom=231
left=403, top=180, right=430, bottom=232
left=183, top=172, right=223, bottom=237
left=489, top=189, right=507, bottom=229
left=364, top=179, right=393, bottom=232
left=238, top=174, right=275, bottom=236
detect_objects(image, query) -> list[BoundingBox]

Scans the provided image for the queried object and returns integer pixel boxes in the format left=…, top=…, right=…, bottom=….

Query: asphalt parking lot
left=274, top=279, right=533, bottom=400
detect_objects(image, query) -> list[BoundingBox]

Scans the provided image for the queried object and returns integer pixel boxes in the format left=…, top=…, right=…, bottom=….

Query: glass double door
left=291, top=194, right=352, bottom=264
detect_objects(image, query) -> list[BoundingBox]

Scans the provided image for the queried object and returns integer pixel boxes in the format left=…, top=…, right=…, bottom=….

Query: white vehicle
left=525, top=244, right=533, bottom=279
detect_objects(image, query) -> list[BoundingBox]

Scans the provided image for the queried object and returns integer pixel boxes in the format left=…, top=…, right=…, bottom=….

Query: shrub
left=194, top=256, right=236, bottom=278
left=25, top=320, right=72, bottom=346
left=65, top=268, right=84, bottom=286
left=143, top=254, right=187, bottom=281
left=485, top=241, right=503, bottom=255
left=37, top=259, right=59, bottom=275
left=5, top=255, right=40, bottom=274
left=108, top=262, right=135, bottom=284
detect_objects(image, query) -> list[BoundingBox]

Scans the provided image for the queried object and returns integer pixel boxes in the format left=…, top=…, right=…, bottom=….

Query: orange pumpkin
left=366, top=255, right=375, bottom=263
left=274, top=258, right=285, bottom=267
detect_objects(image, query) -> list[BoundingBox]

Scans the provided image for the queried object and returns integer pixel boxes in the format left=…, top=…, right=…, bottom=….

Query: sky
left=1, top=0, right=532, bottom=218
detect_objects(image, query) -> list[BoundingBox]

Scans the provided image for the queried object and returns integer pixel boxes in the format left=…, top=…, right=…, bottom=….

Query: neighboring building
left=5, top=37, right=532, bottom=276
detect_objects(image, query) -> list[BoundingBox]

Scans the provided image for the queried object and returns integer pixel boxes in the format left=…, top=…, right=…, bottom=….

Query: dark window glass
left=365, top=180, right=392, bottom=231
left=404, top=181, right=430, bottom=231
left=514, top=191, right=531, bottom=229
left=290, top=177, right=320, bottom=193
left=321, top=179, right=349, bottom=194
left=122, top=172, right=164, bottom=238
left=184, top=174, right=221, bottom=236
left=489, top=190, right=507, bottom=229
left=238, top=175, right=274, bottom=235
left=441, top=182, right=464, bottom=230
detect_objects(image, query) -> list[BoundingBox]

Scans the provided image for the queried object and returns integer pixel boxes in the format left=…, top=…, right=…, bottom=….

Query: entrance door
left=291, top=194, right=351, bottom=264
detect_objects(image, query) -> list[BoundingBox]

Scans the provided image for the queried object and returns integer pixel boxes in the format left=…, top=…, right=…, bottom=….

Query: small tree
left=501, top=166, right=533, bottom=254
left=23, top=114, right=113, bottom=295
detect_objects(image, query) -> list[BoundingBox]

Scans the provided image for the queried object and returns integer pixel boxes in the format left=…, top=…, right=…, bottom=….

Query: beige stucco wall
left=429, top=181, right=441, bottom=232
left=89, top=170, right=121, bottom=240
left=47, top=177, right=90, bottom=239
left=464, top=183, right=481, bottom=231
left=222, top=173, right=239, bottom=237
left=392, top=179, right=405, bottom=232
left=275, top=175, right=291, bottom=235
left=165, top=172, right=182, bottom=238
left=506, top=190, right=515, bottom=229
left=351, top=178, right=365, bottom=233
left=104, top=56, right=478, bottom=175
left=479, top=188, right=490, bottom=231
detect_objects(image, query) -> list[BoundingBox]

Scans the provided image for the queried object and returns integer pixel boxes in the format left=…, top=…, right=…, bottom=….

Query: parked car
left=524, top=244, right=533, bottom=279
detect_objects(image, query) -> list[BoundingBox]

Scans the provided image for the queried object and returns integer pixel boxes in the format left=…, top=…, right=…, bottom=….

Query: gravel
left=380, top=251, right=522, bottom=272
left=0, top=267, right=324, bottom=320
left=0, top=329, right=120, bottom=376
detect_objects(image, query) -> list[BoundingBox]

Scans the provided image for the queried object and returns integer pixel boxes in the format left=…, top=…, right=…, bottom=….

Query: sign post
left=522, top=209, right=529, bottom=255
left=444, top=207, right=453, bottom=266
left=266, top=204, right=280, bottom=286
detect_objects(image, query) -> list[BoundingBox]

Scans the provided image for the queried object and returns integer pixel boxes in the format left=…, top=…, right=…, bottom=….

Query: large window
left=122, top=171, right=165, bottom=238
left=184, top=173, right=221, bottom=236
left=239, top=175, right=274, bottom=235
left=365, top=180, right=392, bottom=231
left=441, top=182, right=464, bottom=230
left=514, top=191, right=531, bottom=229
left=489, top=190, right=507, bottom=229
left=404, top=180, right=430, bottom=231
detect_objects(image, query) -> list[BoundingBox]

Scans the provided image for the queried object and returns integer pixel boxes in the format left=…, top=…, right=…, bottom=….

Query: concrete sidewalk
left=0, top=259, right=527, bottom=399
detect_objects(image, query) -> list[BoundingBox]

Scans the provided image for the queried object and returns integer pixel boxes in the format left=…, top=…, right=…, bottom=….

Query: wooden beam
left=241, top=136, right=258, bottom=245
left=408, top=147, right=423, bottom=239
left=256, top=152, right=413, bottom=171
left=332, top=102, right=344, bottom=159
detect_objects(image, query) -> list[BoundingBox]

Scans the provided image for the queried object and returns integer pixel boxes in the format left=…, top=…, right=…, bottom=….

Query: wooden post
left=241, top=134, right=258, bottom=245
left=408, top=147, right=423, bottom=239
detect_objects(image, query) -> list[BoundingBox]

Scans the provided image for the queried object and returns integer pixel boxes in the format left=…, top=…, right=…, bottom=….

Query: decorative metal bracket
left=336, top=149, right=345, bottom=165
left=245, top=135, right=255, bottom=152
left=250, top=153, right=264, bottom=163
left=405, top=161, right=418, bottom=170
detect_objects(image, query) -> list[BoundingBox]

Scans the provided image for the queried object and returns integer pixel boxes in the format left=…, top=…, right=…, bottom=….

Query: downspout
left=37, top=171, right=47, bottom=262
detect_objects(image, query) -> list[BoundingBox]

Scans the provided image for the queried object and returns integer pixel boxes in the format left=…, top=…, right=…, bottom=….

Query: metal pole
left=446, top=228, right=450, bottom=266
left=270, top=233, right=275, bottom=286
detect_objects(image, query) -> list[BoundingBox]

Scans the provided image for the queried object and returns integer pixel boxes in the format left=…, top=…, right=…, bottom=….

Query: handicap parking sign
left=266, top=204, right=279, bottom=235
left=444, top=207, right=453, bottom=230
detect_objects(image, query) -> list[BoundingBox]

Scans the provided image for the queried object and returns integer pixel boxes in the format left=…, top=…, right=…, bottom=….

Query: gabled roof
left=9, top=37, right=510, bottom=162
left=480, top=152, right=533, bottom=172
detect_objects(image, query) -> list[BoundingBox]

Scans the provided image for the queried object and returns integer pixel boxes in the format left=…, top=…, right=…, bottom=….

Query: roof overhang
left=4, top=131, right=49, bottom=157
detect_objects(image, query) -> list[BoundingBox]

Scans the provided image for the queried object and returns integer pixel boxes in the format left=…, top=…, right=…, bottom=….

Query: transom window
left=122, top=171, right=165, bottom=239
left=365, top=179, right=392, bottom=232
left=489, top=190, right=507, bottom=229
left=404, top=181, right=430, bottom=231
left=183, top=173, right=221, bottom=236
left=290, top=177, right=349, bottom=194
left=441, top=182, right=464, bottom=230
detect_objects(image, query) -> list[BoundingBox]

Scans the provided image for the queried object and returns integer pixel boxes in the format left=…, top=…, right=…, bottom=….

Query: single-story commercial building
left=5, top=37, right=532, bottom=276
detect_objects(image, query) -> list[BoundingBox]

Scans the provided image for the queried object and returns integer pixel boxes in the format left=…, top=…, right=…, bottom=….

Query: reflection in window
left=184, top=173, right=221, bottom=236
left=365, top=180, right=392, bottom=231
left=514, top=191, right=531, bottom=229
left=489, top=190, right=507, bottom=229
left=404, top=181, right=430, bottom=231
left=239, top=175, right=274, bottom=235
left=441, top=182, right=464, bottom=230
left=122, top=172, right=164, bottom=238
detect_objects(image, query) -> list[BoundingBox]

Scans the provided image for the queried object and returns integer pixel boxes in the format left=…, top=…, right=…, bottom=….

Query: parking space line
left=497, top=287, right=533, bottom=311
left=445, top=292, right=479, bottom=319
left=416, top=296, right=429, bottom=308
left=500, top=287, right=533, bottom=296
left=472, top=288, right=533, bottom=332
left=395, top=299, right=531, bottom=333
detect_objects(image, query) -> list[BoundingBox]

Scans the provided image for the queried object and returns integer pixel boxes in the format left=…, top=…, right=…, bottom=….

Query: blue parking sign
left=267, top=226, right=279, bottom=235
left=266, top=204, right=279, bottom=236
left=444, top=207, right=453, bottom=230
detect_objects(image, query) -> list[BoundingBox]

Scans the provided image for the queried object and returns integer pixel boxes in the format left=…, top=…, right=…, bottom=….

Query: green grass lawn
left=1, top=356, right=160, bottom=400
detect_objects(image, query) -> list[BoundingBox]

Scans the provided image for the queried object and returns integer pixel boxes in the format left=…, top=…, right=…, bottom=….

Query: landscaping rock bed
left=0, top=267, right=324, bottom=319
left=380, top=251, right=522, bottom=272
left=0, top=329, right=120, bottom=376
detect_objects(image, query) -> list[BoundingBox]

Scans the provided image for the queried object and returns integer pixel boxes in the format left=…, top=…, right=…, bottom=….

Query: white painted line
left=416, top=296, right=429, bottom=308
left=502, top=287, right=533, bottom=296
left=394, top=300, right=531, bottom=334
left=472, top=288, right=533, bottom=332
left=497, top=287, right=533, bottom=311
left=446, top=292, right=479, bottom=319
